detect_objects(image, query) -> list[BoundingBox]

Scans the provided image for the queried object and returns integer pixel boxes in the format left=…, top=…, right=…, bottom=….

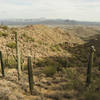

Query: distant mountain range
left=0, top=18, right=100, bottom=26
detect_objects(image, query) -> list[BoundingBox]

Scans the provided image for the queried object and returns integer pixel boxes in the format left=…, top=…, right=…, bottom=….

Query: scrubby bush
left=0, top=31, right=2, bottom=37
left=44, top=66, right=57, bottom=76
left=64, top=68, right=84, bottom=91
left=7, top=42, right=16, bottom=49
left=0, top=25, right=8, bottom=30
left=2, top=26, right=8, bottom=30
left=0, top=31, right=8, bottom=37
left=50, top=45, right=61, bottom=52
left=64, top=68, right=79, bottom=79
left=36, top=57, right=67, bottom=71
left=84, top=92, right=100, bottom=100
left=4, top=57, right=17, bottom=68
left=38, top=59, right=58, bottom=76
left=22, top=33, right=35, bottom=42
left=55, top=57, right=67, bottom=68
left=81, top=77, right=100, bottom=100
left=2, top=32, right=8, bottom=37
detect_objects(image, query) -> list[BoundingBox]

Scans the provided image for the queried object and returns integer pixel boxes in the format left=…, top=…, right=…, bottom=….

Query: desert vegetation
left=0, top=24, right=100, bottom=100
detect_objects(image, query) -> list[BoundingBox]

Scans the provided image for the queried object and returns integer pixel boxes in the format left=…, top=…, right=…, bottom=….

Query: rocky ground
left=0, top=66, right=100, bottom=100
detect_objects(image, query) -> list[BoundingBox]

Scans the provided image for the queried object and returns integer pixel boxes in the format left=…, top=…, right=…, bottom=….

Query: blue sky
left=0, top=0, right=100, bottom=21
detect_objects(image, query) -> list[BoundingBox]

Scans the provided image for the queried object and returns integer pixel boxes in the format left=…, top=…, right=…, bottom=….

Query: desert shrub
left=64, top=68, right=79, bottom=79
left=64, top=68, right=84, bottom=91
left=41, top=59, right=58, bottom=76
left=7, top=42, right=16, bottom=49
left=66, top=78, right=83, bottom=91
left=35, top=59, right=45, bottom=67
left=84, top=91, right=100, bottom=100
left=4, top=58, right=9, bottom=67
left=0, top=31, right=2, bottom=37
left=87, top=78, right=100, bottom=92
left=82, top=78, right=100, bottom=100
left=36, top=57, right=66, bottom=71
left=36, top=58, right=60, bottom=67
left=50, top=45, right=61, bottom=52
left=5, top=57, right=17, bottom=68
left=0, top=31, right=8, bottom=37
left=22, top=33, right=35, bottom=42
left=1, top=26, right=8, bottom=30
left=67, top=57, right=77, bottom=67
left=44, top=66, right=57, bottom=76
left=55, top=57, right=67, bottom=68
left=2, top=32, right=8, bottom=37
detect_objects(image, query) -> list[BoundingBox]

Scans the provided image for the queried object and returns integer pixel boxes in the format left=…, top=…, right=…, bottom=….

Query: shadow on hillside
left=35, top=34, right=100, bottom=68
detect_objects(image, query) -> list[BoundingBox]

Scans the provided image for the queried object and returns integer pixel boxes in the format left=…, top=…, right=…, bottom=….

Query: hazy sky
left=0, top=0, right=100, bottom=21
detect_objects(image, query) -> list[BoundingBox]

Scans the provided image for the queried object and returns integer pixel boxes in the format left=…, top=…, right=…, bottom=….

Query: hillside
left=62, top=26, right=100, bottom=40
left=0, top=25, right=100, bottom=100
left=0, top=25, right=84, bottom=59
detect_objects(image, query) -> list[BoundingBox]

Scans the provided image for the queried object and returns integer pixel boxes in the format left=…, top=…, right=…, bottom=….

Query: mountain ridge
left=0, top=18, right=100, bottom=26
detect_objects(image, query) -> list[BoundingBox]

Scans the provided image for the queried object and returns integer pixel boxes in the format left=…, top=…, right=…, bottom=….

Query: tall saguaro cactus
left=15, top=31, right=21, bottom=80
left=0, top=51, right=5, bottom=77
left=86, top=46, right=95, bottom=86
left=27, top=56, right=34, bottom=95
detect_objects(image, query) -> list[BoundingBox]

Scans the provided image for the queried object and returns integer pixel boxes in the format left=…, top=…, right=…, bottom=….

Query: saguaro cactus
left=5, top=48, right=9, bottom=66
left=20, top=51, right=24, bottom=71
left=15, top=31, right=21, bottom=80
left=86, top=46, right=95, bottom=86
left=0, top=51, right=5, bottom=77
left=27, top=56, right=34, bottom=95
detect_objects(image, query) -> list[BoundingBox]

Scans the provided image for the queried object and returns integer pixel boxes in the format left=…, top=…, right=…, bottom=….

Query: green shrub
left=44, top=66, right=57, bottom=76
left=55, top=57, right=67, bottom=68
left=84, top=92, right=100, bottom=100
left=22, top=33, right=35, bottom=42
left=0, top=31, right=2, bottom=37
left=1, top=26, right=8, bottom=30
left=36, top=58, right=64, bottom=72
left=81, top=77, right=100, bottom=100
left=66, top=78, right=83, bottom=91
left=0, top=31, right=8, bottom=37
left=87, top=78, right=100, bottom=92
left=36, top=58, right=59, bottom=67
left=9, top=58, right=17, bottom=68
left=64, top=68, right=79, bottom=79
left=84, top=79, right=100, bottom=100
left=50, top=45, right=61, bottom=52
left=63, top=68, right=84, bottom=91
left=4, top=57, right=17, bottom=68
left=7, top=42, right=16, bottom=49
left=2, top=32, right=8, bottom=37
